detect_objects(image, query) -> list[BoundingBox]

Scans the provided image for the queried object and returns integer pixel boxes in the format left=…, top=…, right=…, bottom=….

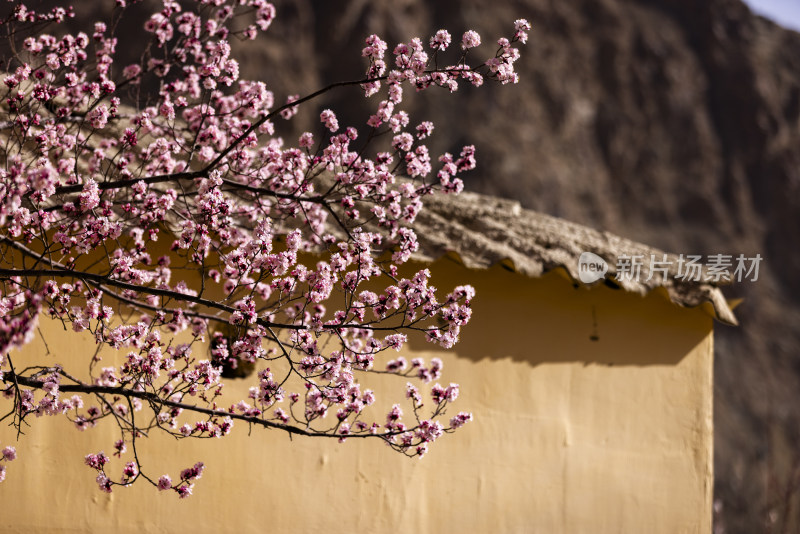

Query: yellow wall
left=0, top=260, right=713, bottom=533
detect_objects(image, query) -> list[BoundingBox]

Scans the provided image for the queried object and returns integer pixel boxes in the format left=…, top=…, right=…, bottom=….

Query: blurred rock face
left=20, top=0, right=800, bottom=531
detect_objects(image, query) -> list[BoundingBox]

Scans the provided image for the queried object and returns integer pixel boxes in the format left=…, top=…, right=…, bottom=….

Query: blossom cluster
left=0, top=1, right=529, bottom=496
left=0, top=444, right=17, bottom=483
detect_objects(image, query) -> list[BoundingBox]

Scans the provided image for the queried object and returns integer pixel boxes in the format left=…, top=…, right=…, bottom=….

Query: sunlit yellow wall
left=0, top=260, right=713, bottom=533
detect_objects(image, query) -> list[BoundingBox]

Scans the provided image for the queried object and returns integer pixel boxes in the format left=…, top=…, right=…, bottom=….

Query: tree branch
left=0, top=266, right=307, bottom=331
left=1, top=370, right=403, bottom=441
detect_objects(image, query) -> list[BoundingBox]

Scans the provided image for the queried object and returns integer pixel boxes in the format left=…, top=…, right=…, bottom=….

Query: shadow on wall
left=406, top=258, right=714, bottom=367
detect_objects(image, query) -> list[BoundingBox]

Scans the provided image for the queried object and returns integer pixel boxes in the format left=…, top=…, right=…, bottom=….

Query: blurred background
left=8, top=0, right=800, bottom=531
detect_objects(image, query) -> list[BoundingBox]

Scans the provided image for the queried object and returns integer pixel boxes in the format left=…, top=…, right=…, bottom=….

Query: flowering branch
left=0, top=0, right=529, bottom=497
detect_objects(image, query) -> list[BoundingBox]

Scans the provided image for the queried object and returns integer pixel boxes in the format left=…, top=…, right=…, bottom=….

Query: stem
left=1, top=370, right=407, bottom=441
left=0, top=266, right=305, bottom=331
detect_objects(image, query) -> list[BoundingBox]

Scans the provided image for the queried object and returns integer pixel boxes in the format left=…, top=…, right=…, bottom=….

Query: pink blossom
left=180, top=462, right=205, bottom=481
left=406, top=383, right=422, bottom=404
left=320, top=109, right=339, bottom=132
left=431, top=383, right=446, bottom=403
left=445, top=383, right=460, bottom=402
left=2, top=447, right=17, bottom=461
left=158, top=475, right=172, bottom=490
left=85, top=452, right=109, bottom=470
left=392, top=132, right=414, bottom=152
left=449, top=412, right=473, bottom=429
left=514, top=19, right=532, bottom=44
left=96, top=473, right=113, bottom=493
left=416, top=121, right=434, bottom=139
left=362, top=34, right=387, bottom=59
left=280, top=94, right=299, bottom=120
left=429, top=29, right=451, bottom=51
left=461, top=30, right=481, bottom=50
left=122, top=461, right=138, bottom=480
left=299, top=132, right=314, bottom=147
left=87, top=105, right=110, bottom=129
left=79, top=178, right=100, bottom=212
left=383, top=333, right=407, bottom=351
left=256, top=3, right=276, bottom=31
left=386, top=357, right=407, bottom=372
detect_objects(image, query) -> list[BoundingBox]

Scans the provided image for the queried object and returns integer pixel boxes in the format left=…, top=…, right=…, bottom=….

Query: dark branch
left=2, top=370, right=404, bottom=441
